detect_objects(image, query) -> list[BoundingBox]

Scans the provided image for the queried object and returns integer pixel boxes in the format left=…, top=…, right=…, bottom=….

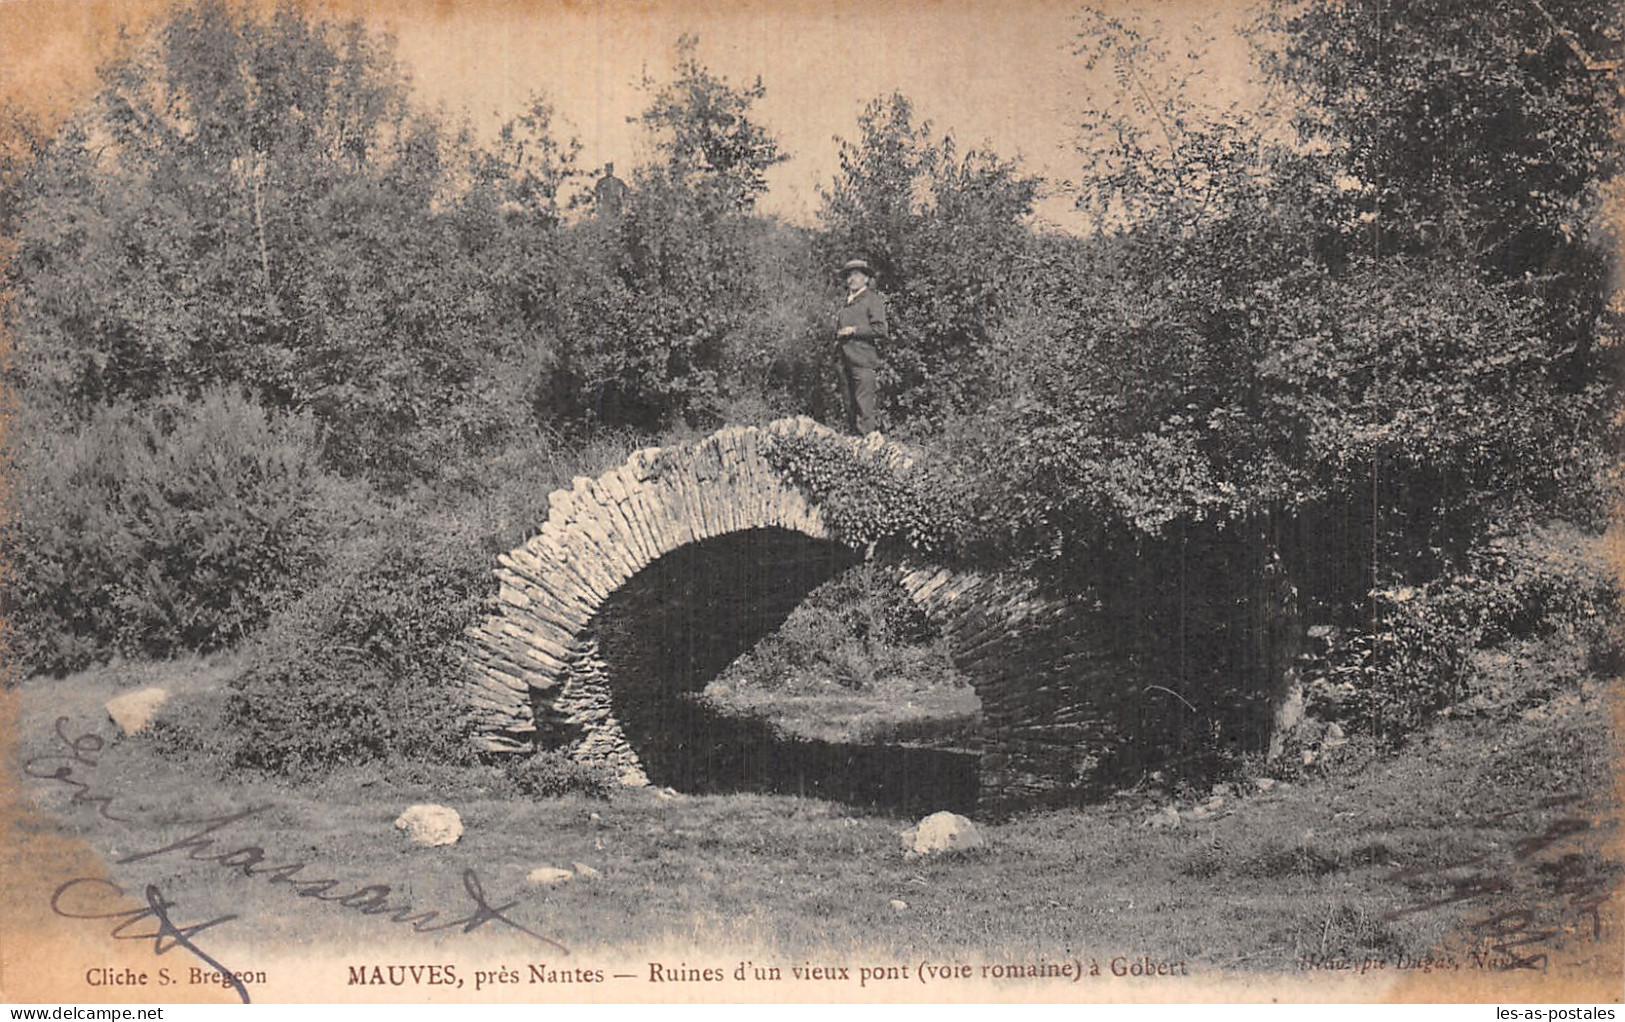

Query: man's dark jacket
left=836, top=287, right=888, bottom=367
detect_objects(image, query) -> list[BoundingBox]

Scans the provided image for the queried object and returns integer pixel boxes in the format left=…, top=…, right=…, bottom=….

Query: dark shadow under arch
left=588, top=528, right=981, bottom=815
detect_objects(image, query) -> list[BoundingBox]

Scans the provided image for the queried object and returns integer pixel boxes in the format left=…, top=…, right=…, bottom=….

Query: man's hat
left=838, top=257, right=874, bottom=277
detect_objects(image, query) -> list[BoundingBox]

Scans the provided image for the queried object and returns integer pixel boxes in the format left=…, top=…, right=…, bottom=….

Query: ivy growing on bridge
left=763, top=432, right=965, bottom=558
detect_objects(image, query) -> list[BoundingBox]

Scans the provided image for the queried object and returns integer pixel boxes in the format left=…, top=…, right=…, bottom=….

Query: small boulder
left=900, top=811, right=984, bottom=857
left=526, top=867, right=574, bottom=887
left=1145, top=805, right=1182, bottom=829
left=393, top=804, right=463, bottom=847
left=570, top=862, right=601, bottom=880
left=106, top=687, right=169, bottom=735
left=889, top=899, right=909, bottom=912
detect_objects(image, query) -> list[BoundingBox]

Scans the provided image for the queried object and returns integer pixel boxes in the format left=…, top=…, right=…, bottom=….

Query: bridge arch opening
left=562, top=529, right=983, bottom=814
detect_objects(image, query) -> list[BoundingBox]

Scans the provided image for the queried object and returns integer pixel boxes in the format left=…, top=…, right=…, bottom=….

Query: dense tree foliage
left=4, top=2, right=540, bottom=482
left=932, top=0, right=1621, bottom=747
left=1260, top=0, right=1621, bottom=276
left=1258, top=0, right=1623, bottom=502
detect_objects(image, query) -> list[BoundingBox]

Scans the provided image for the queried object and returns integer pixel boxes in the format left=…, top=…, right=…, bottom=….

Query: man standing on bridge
left=834, top=256, right=887, bottom=435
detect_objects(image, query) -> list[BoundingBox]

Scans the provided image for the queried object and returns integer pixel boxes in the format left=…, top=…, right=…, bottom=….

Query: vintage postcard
left=1, top=0, right=1620, bottom=1007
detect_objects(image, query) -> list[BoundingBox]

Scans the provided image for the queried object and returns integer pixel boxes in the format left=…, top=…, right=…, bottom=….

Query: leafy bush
left=147, top=686, right=621, bottom=799
left=716, top=222, right=838, bottom=423
left=2, top=389, right=329, bottom=675
left=506, top=749, right=618, bottom=799
left=140, top=685, right=233, bottom=768
left=1465, top=523, right=1620, bottom=648
left=138, top=422, right=659, bottom=779
left=217, top=505, right=493, bottom=777
left=1302, top=523, right=1620, bottom=738
left=544, top=38, right=790, bottom=432
left=717, top=561, right=955, bottom=695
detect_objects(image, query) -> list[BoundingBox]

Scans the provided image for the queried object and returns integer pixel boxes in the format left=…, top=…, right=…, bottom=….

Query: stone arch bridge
left=463, top=418, right=1123, bottom=816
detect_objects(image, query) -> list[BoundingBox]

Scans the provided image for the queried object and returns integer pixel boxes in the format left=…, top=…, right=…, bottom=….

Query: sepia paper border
left=1, top=0, right=1620, bottom=1006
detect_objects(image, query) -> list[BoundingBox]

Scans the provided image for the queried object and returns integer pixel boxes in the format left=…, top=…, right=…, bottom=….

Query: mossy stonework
left=463, top=417, right=1118, bottom=815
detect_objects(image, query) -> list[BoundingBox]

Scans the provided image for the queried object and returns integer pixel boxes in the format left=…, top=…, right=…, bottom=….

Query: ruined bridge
left=462, top=417, right=1119, bottom=815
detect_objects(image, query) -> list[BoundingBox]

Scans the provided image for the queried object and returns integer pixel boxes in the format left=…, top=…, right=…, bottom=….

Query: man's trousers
left=839, top=341, right=879, bottom=435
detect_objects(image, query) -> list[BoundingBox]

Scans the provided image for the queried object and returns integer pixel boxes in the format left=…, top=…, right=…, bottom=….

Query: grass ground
left=6, top=629, right=1619, bottom=1004
left=699, top=677, right=980, bottom=747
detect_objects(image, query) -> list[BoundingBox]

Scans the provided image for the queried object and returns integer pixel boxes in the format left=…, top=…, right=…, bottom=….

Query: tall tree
left=635, top=33, right=787, bottom=216
left=553, top=36, right=790, bottom=429
left=484, top=94, right=582, bottom=224
left=1256, top=0, right=1624, bottom=391
left=819, top=93, right=1040, bottom=429
left=1259, top=0, right=1621, bottom=271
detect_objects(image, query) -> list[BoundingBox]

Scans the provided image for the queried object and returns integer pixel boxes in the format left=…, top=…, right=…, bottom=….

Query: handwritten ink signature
left=118, top=809, right=570, bottom=953
left=27, top=715, right=570, bottom=963
left=51, top=877, right=251, bottom=1004
left=24, top=716, right=134, bottom=823
left=1383, top=793, right=1614, bottom=971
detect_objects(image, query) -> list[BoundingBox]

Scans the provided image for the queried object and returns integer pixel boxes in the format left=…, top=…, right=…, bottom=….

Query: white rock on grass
left=393, top=804, right=463, bottom=847
left=526, top=867, right=574, bottom=887
left=1145, top=805, right=1182, bottom=829
left=106, top=687, right=169, bottom=735
left=900, top=811, right=985, bottom=857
